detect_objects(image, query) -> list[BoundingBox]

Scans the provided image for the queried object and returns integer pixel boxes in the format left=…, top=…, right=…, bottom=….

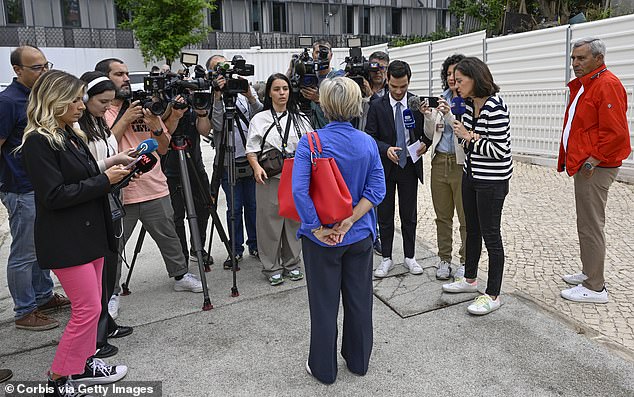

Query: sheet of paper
left=407, top=140, right=423, bottom=163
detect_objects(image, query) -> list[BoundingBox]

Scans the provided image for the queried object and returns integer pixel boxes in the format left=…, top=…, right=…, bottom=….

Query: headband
left=86, top=76, right=111, bottom=93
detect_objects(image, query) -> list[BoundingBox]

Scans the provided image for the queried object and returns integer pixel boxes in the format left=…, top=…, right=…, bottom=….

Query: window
left=115, top=4, right=130, bottom=26
left=4, top=0, right=25, bottom=25
left=209, top=0, right=223, bottom=30
left=346, top=6, right=354, bottom=34
left=363, top=7, right=370, bottom=34
left=61, top=0, right=81, bottom=27
left=272, top=2, right=286, bottom=32
left=252, top=0, right=261, bottom=31
left=391, top=8, right=402, bottom=35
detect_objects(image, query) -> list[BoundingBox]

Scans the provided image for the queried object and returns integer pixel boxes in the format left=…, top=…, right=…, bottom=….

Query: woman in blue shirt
left=292, top=76, right=386, bottom=384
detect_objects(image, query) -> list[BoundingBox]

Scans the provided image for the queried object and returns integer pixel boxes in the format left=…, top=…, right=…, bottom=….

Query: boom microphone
left=407, top=95, right=421, bottom=112
left=403, top=108, right=416, bottom=130
left=451, top=96, right=466, bottom=122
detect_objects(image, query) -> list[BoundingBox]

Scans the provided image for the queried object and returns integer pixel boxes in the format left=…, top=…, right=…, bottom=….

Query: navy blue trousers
left=302, top=235, right=374, bottom=384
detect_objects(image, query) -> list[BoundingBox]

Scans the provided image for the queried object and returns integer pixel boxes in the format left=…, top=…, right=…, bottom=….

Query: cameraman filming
left=160, top=91, right=213, bottom=267
left=95, top=58, right=204, bottom=319
left=367, top=51, right=390, bottom=99
left=300, top=39, right=345, bottom=129
left=207, top=55, right=262, bottom=269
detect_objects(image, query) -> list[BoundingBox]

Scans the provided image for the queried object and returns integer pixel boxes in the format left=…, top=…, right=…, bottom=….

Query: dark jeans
left=302, top=235, right=374, bottom=384
left=167, top=173, right=211, bottom=262
left=221, top=171, right=257, bottom=256
left=462, top=174, right=509, bottom=297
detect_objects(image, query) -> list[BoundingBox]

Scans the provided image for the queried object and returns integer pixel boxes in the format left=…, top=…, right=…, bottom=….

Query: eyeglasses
left=19, top=62, right=53, bottom=72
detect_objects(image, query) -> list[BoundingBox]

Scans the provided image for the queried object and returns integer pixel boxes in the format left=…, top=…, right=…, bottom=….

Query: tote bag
left=278, top=131, right=353, bottom=224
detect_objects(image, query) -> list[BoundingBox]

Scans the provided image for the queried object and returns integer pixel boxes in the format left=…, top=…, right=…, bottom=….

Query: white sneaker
left=442, top=278, right=478, bottom=293
left=467, top=294, right=501, bottom=315
left=561, top=284, right=608, bottom=303
left=404, top=257, right=423, bottom=275
left=561, top=272, right=588, bottom=285
left=174, top=273, right=203, bottom=293
left=374, top=258, right=393, bottom=278
left=107, top=295, right=119, bottom=320
left=454, top=265, right=465, bottom=279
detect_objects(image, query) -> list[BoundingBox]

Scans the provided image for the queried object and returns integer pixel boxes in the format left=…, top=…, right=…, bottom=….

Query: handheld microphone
left=407, top=95, right=421, bottom=112
left=450, top=96, right=466, bottom=122
left=403, top=108, right=416, bottom=129
left=111, top=153, right=158, bottom=193
left=135, top=138, right=159, bottom=156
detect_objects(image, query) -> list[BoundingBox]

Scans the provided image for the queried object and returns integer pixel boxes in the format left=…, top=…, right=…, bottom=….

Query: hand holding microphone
left=111, top=139, right=160, bottom=192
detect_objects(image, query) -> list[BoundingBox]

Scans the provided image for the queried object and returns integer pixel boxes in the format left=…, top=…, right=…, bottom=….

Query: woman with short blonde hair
left=293, top=76, right=386, bottom=384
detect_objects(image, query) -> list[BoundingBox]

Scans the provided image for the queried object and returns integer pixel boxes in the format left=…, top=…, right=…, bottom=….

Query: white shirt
left=563, top=85, right=585, bottom=152
left=389, top=94, right=411, bottom=148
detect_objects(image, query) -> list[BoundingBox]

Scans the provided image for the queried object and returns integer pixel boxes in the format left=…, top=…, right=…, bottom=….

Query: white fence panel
left=388, top=42, right=431, bottom=94
left=486, top=26, right=569, bottom=92
left=430, top=31, right=486, bottom=96
left=571, top=13, right=634, bottom=87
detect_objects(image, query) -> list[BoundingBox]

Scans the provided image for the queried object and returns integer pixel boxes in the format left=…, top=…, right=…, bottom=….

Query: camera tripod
left=120, top=128, right=235, bottom=309
left=207, top=92, right=248, bottom=298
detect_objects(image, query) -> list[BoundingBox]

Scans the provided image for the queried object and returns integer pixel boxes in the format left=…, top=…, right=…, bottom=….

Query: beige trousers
left=574, top=167, right=619, bottom=291
left=255, top=177, right=302, bottom=278
left=430, top=152, right=466, bottom=264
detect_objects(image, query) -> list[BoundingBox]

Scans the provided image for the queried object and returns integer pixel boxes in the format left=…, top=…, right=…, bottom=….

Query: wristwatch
left=583, top=162, right=595, bottom=172
left=152, top=128, right=164, bottom=137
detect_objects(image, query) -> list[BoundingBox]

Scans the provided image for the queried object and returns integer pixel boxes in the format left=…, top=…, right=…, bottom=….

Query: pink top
left=105, top=105, right=169, bottom=205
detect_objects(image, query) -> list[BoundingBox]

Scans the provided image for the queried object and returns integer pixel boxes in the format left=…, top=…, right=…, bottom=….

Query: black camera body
left=212, top=55, right=255, bottom=96
left=344, top=46, right=370, bottom=91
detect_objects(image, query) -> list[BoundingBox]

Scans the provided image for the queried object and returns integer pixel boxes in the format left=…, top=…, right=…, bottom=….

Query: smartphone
left=123, top=156, right=143, bottom=170
left=419, top=96, right=440, bottom=108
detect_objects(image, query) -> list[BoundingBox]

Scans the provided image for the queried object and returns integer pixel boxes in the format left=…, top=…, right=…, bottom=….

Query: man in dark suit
left=365, top=60, right=431, bottom=278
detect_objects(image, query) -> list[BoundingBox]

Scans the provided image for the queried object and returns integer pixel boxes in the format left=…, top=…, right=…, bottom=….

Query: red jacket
left=558, top=64, right=631, bottom=176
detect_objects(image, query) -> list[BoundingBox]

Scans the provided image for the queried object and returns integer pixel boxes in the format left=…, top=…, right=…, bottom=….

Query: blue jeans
left=220, top=171, right=257, bottom=256
left=0, top=191, right=54, bottom=319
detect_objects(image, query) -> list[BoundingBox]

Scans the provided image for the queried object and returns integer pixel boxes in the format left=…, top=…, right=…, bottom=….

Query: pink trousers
left=51, top=257, right=103, bottom=376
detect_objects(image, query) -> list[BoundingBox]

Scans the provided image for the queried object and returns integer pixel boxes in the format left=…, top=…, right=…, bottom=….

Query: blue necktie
left=394, top=102, right=407, bottom=168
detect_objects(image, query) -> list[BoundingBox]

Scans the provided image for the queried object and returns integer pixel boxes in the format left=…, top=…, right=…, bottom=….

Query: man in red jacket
left=558, top=37, right=631, bottom=304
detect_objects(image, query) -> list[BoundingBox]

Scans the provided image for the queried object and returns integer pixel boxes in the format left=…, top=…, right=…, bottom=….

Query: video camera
left=343, top=37, right=370, bottom=91
left=289, top=36, right=331, bottom=92
left=211, top=55, right=255, bottom=96
left=129, top=52, right=214, bottom=116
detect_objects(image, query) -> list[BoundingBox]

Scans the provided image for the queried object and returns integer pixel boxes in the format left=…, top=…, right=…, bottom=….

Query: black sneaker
left=190, top=248, right=213, bottom=264
left=69, top=357, right=127, bottom=386
left=46, top=376, right=92, bottom=396
left=93, top=343, right=118, bottom=359
left=107, top=325, right=133, bottom=339
left=249, top=248, right=259, bottom=258
left=223, top=254, right=243, bottom=270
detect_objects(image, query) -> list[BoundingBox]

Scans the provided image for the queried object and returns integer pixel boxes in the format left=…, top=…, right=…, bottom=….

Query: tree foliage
left=449, top=0, right=506, bottom=35
left=115, top=0, right=215, bottom=65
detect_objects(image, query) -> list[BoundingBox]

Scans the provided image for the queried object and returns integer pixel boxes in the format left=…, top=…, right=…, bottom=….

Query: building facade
left=1, top=0, right=450, bottom=48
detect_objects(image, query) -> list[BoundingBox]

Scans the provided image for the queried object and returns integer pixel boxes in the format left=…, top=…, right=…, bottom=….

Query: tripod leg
left=175, top=147, right=213, bottom=311
left=121, top=226, right=146, bottom=296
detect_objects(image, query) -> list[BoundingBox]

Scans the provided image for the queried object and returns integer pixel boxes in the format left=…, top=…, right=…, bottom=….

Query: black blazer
left=365, top=92, right=431, bottom=183
left=22, top=128, right=116, bottom=269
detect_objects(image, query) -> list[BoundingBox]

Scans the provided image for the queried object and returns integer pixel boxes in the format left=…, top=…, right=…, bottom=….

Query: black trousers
left=378, top=159, right=418, bottom=259
left=462, top=174, right=509, bottom=296
left=96, top=220, right=120, bottom=349
left=302, top=235, right=374, bottom=384
left=167, top=174, right=211, bottom=262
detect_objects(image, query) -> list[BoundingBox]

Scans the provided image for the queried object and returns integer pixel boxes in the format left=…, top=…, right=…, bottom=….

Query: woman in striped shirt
left=441, top=57, right=512, bottom=316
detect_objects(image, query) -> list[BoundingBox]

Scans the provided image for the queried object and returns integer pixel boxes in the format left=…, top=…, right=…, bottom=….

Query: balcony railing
left=1, top=27, right=409, bottom=49
left=0, top=26, right=135, bottom=48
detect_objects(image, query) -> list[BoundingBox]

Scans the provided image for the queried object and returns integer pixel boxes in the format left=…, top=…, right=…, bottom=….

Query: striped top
left=460, top=94, right=513, bottom=181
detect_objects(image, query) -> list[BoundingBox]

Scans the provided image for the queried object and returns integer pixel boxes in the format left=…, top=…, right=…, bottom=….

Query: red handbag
left=278, top=131, right=353, bottom=224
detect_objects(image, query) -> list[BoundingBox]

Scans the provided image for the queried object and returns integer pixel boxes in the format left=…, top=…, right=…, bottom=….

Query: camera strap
left=234, top=108, right=249, bottom=148
left=270, top=109, right=291, bottom=154
left=111, top=100, right=130, bottom=129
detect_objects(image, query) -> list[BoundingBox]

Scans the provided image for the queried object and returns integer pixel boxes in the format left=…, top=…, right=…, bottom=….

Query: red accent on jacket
left=558, top=64, right=631, bottom=176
